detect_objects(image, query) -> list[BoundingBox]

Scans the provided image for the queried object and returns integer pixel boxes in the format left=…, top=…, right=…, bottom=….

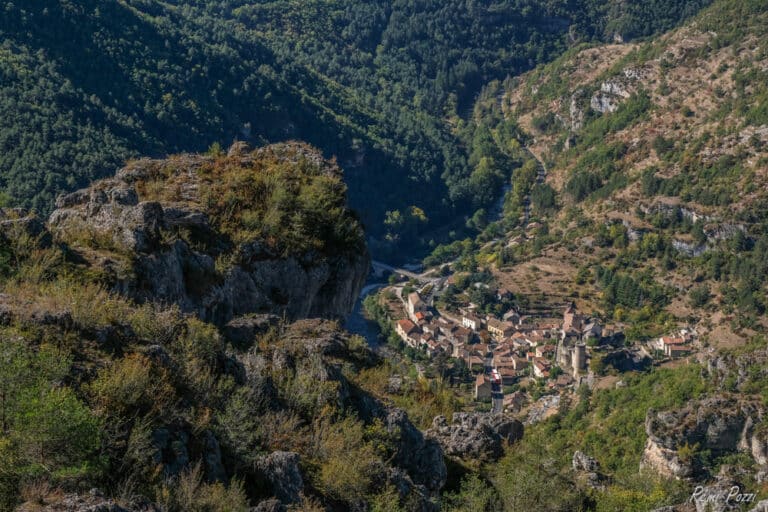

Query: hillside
left=7, top=1, right=768, bottom=511
left=457, top=0, right=768, bottom=346
left=0, top=0, right=712, bottom=254
left=391, top=1, right=768, bottom=510
left=0, top=143, right=442, bottom=511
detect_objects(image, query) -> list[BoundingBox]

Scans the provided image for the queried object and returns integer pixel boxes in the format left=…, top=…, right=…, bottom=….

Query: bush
left=12, top=387, right=101, bottom=479
left=159, top=463, right=250, bottom=512
left=0, top=438, right=20, bottom=510
left=688, top=284, right=711, bottom=308
left=311, top=415, right=380, bottom=504
left=89, top=354, right=174, bottom=418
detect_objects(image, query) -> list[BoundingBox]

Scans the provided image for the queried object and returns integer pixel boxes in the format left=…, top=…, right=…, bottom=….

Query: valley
left=2, top=0, right=768, bottom=511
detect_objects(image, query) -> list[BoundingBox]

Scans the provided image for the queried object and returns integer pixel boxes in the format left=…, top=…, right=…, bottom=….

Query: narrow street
left=486, top=355, right=504, bottom=414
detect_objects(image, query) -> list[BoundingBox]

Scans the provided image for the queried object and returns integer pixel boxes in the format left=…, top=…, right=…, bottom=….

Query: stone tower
left=572, top=343, right=586, bottom=374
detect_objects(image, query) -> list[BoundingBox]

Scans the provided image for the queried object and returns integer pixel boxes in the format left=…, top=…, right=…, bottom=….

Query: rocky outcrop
left=572, top=451, right=608, bottom=490
left=223, top=314, right=280, bottom=347
left=386, top=467, right=439, bottom=512
left=427, top=413, right=524, bottom=461
left=0, top=208, right=52, bottom=249
left=16, top=489, right=160, bottom=512
left=255, top=451, right=305, bottom=504
left=590, top=90, right=622, bottom=114
left=569, top=89, right=587, bottom=131
left=641, top=436, right=695, bottom=479
left=386, top=409, right=447, bottom=492
left=238, top=320, right=447, bottom=503
left=689, top=475, right=747, bottom=512
left=590, top=66, right=647, bottom=114
left=672, top=239, right=708, bottom=257
left=48, top=143, right=369, bottom=325
left=641, top=397, right=767, bottom=479
left=602, top=348, right=652, bottom=373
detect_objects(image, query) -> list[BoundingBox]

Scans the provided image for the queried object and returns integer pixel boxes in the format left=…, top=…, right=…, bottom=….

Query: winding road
left=371, top=260, right=441, bottom=282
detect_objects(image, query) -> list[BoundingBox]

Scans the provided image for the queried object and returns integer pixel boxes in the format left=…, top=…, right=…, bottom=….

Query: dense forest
left=0, top=0, right=711, bottom=256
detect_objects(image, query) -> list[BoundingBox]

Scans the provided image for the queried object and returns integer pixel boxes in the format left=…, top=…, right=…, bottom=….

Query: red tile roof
left=397, top=319, right=418, bottom=335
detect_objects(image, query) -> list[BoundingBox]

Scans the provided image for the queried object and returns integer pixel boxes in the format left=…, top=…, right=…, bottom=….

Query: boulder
left=572, top=451, right=607, bottom=490
left=427, top=413, right=523, bottom=462
left=255, top=451, right=305, bottom=504
left=386, top=409, right=447, bottom=492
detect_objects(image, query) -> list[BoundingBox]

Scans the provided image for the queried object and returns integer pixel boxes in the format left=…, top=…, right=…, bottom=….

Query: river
left=344, top=281, right=385, bottom=347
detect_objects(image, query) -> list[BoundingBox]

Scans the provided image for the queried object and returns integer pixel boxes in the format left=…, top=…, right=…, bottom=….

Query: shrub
left=12, top=387, right=101, bottom=479
left=89, top=354, right=174, bottom=418
left=688, top=285, right=711, bottom=308
left=310, top=415, right=380, bottom=504
left=159, top=463, right=250, bottom=512
left=0, top=438, right=20, bottom=510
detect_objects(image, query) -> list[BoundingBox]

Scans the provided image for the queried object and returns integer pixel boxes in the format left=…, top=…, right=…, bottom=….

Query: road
left=492, top=388, right=504, bottom=414
left=371, top=260, right=442, bottom=283
left=485, top=355, right=505, bottom=414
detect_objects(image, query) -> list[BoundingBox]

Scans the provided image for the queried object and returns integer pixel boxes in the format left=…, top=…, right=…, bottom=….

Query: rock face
left=386, top=409, right=447, bottom=492
left=255, top=451, right=305, bottom=504
left=589, top=67, right=646, bottom=114
left=602, top=348, right=652, bottom=373
left=569, top=89, right=587, bottom=131
left=427, top=413, right=524, bottom=461
left=48, top=143, right=369, bottom=324
left=641, top=396, right=767, bottom=479
left=572, top=451, right=607, bottom=490
left=16, top=489, right=161, bottom=512
left=590, top=90, right=622, bottom=114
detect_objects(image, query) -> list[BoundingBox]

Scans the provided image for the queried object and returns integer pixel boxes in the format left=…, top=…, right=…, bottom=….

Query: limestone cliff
left=47, top=142, right=369, bottom=324
left=641, top=396, right=768, bottom=479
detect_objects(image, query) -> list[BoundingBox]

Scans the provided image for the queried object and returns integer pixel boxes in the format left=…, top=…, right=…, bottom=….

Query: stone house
left=407, top=292, right=426, bottom=320
left=487, top=318, right=515, bottom=339
left=462, top=313, right=482, bottom=332
left=396, top=319, right=421, bottom=347
left=474, top=373, right=492, bottom=400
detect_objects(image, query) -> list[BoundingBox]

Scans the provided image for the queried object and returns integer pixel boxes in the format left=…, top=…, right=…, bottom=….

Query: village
left=378, top=268, right=697, bottom=416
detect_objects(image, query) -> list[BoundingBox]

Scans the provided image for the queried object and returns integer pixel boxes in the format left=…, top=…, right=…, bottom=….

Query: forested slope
left=461, top=0, right=768, bottom=340
left=0, top=0, right=711, bottom=252
left=423, top=2, right=768, bottom=509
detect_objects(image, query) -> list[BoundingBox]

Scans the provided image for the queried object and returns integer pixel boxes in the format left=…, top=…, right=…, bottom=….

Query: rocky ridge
left=427, top=413, right=524, bottom=462
left=3, top=143, right=451, bottom=511
left=641, top=396, right=768, bottom=480
left=46, top=142, right=369, bottom=324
